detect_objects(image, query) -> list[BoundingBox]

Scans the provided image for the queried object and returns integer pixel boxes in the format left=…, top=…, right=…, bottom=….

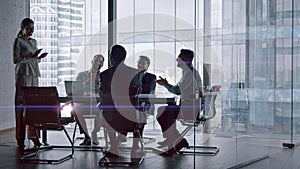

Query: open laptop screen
left=64, top=81, right=84, bottom=96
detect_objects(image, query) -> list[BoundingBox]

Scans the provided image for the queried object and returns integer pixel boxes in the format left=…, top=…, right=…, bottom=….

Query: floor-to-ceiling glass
left=30, top=0, right=300, bottom=168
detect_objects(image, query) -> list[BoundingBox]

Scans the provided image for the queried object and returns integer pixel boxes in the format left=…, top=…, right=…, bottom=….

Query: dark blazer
left=99, top=62, right=142, bottom=131
left=140, top=72, right=156, bottom=112
left=100, top=63, right=141, bottom=95
left=141, top=72, right=156, bottom=94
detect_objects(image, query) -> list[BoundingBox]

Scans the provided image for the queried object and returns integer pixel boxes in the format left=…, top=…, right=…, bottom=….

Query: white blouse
left=13, top=37, right=41, bottom=77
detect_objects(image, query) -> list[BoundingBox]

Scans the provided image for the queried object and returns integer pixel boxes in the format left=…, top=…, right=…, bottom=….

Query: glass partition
left=30, top=0, right=300, bottom=168
left=292, top=0, right=300, bottom=144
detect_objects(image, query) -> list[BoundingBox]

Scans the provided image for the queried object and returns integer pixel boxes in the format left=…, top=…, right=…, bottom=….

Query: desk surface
left=59, top=95, right=100, bottom=102
left=59, top=93, right=219, bottom=104
left=138, top=94, right=178, bottom=104
left=138, top=94, right=178, bottom=99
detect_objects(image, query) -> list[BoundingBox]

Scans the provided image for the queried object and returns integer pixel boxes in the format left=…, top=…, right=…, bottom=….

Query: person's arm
left=13, top=38, right=43, bottom=64
left=13, top=38, right=23, bottom=64
left=177, top=71, right=193, bottom=95
left=142, top=74, right=156, bottom=94
left=130, top=71, right=143, bottom=93
left=13, top=38, right=33, bottom=64
left=165, top=83, right=181, bottom=95
left=76, top=71, right=89, bottom=91
left=164, top=69, right=200, bottom=96
left=76, top=72, right=85, bottom=82
left=141, top=74, right=157, bottom=110
left=148, top=74, right=157, bottom=92
left=178, top=68, right=203, bottom=97
left=32, top=39, right=48, bottom=61
left=99, top=73, right=104, bottom=94
left=157, top=76, right=181, bottom=95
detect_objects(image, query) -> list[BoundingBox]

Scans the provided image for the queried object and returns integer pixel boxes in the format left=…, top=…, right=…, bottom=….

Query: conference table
left=138, top=93, right=178, bottom=105
left=28, top=92, right=206, bottom=156
left=30, top=91, right=219, bottom=157
left=59, top=93, right=178, bottom=105
left=53, top=94, right=178, bottom=143
left=21, top=91, right=187, bottom=146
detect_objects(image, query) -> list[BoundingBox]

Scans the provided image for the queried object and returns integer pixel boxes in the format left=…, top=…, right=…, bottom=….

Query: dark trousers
left=108, top=128, right=142, bottom=151
left=15, top=106, right=25, bottom=147
left=156, top=105, right=181, bottom=143
left=15, top=74, right=39, bottom=147
left=119, top=124, right=145, bottom=138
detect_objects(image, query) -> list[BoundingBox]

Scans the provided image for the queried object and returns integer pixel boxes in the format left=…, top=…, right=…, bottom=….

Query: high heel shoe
left=79, top=137, right=91, bottom=146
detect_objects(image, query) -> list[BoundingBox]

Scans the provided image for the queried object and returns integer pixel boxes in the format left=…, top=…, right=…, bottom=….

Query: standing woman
left=13, top=18, right=48, bottom=150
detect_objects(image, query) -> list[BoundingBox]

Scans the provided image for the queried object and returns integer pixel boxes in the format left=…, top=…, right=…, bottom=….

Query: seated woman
left=74, top=54, right=104, bottom=145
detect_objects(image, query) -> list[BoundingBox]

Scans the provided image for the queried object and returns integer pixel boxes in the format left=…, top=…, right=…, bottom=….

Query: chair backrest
left=100, top=86, right=140, bottom=131
left=179, top=92, right=218, bottom=122
left=22, top=87, right=60, bottom=125
left=200, top=92, right=218, bottom=121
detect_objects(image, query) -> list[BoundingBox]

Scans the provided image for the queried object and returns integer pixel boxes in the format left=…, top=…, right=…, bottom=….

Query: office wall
left=0, top=0, right=27, bottom=130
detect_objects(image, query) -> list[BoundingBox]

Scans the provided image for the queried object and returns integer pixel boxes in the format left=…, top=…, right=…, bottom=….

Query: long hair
left=17, top=18, right=34, bottom=37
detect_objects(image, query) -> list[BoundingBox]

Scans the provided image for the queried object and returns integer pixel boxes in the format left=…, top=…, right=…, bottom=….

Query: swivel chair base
left=98, top=149, right=144, bottom=167
left=179, top=145, right=219, bottom=155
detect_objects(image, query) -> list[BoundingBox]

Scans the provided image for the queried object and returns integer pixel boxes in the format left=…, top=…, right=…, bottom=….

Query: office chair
left=223, top=86, right=250, bottom=132
left=98, top=87, right=145, bottom=167
left=177, top=92, right=220, bottom=155
left=71, top=96, right=106, bottom=150
left=20, top=87, right=75, bottom=164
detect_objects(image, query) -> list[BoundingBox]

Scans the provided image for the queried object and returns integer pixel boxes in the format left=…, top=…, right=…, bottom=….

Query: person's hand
left=94, top=73, right=99, bottom=84
left=91, top=72, right=99, bottom=84
left=38, top=52, right=48, bottom=59
left=156, top=76, right=167, bottom=86
left=33, top=49, right=42, bottom=58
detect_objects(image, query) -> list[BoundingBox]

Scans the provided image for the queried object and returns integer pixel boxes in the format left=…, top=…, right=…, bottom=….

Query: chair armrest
left=59, top=117, right=75, bottom=125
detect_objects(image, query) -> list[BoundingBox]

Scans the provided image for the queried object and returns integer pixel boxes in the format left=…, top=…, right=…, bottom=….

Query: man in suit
left=117, top=55, right=157, bottom=142
left=138, top=56, right=156, bottom=96
left=137, top=55, right=156, bottom=135
left=99, top=45, right=143, bottom=158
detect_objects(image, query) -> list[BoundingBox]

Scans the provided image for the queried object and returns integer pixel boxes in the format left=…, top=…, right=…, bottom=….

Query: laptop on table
left=64, top=81, right=84, bottom=96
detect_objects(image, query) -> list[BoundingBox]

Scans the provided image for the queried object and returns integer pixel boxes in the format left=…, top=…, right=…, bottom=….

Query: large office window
left=30, top=0, right=108, bottom=94
left=115, top=0, right=201, bottom=95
